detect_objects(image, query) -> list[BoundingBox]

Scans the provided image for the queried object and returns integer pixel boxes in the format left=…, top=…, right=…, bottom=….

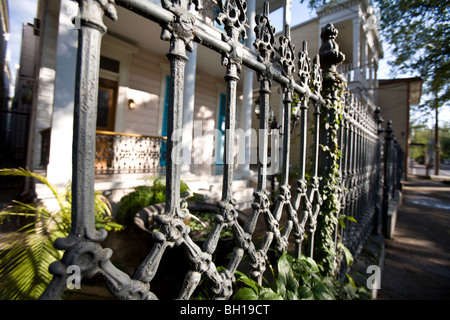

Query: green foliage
left=233, top=271, right=283, bottom=300
left=299, top=0, right=449, bottom=113
left=232, top=251, right=371, bottom=300
left=409, top=122, right=450, bottom=163
left=188, top=211, right=233, bottom=242
left=0, top=168, right=123, bottom=300
left=441, top=131, right=450, bottom=162
left=313, top=70, right=346, bottom=275
left=115, top=178, right=190, bottom=227
left=437, top=123, right=450, bottom=162
left=376, top=0, right=449, bottom=110
left=410, top=125, right=434, bottom=162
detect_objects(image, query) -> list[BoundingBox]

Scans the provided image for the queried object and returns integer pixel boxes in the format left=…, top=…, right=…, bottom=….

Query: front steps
left=181, top=174, right=257, bottom=211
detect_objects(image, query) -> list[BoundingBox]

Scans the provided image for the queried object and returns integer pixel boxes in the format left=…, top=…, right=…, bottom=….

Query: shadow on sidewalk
left=378, top=175, right=450, bottom=300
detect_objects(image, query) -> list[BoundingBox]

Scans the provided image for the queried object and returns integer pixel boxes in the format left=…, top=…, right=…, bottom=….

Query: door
left=97, top=78, right=118, bottom=131
left=96, top=78, right=118, bottom=172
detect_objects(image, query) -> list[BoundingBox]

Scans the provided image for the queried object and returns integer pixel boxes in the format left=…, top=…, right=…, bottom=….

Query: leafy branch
left=232, top=251, right=370, bottom=300
left=313, top=69, right=348, bottom=276
left=0, top=168, right=123, bottom=300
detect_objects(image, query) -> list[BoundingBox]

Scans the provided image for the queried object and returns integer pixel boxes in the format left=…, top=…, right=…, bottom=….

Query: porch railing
left=337, top=62, right=353, bottom=82
left=40, top=0, right=403, bottom=300
left=95, top=130, right=166, bottom=175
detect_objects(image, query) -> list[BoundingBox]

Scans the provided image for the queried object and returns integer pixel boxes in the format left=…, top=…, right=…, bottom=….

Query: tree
left=375, top=0, right=449, bottom=174
left=298, top=0, right=449, bottom=108
left=440, top=123, right=450, bottom=162
left=298, top=0, right=449, bottom=173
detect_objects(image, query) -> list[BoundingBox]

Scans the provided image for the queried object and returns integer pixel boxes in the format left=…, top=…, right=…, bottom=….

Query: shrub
left=232, top=251, right=371, bottom=300
left=115, top=178, right=189, bottom=227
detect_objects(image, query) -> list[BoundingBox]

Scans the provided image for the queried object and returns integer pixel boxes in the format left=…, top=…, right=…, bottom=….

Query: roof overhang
left=255, top=0, right=285, bottom=14
left=379, top=77, right=423, bottom=105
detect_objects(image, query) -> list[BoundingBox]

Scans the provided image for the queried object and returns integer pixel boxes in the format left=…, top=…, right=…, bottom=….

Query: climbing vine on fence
left=314, top=69, right=347, bottom=276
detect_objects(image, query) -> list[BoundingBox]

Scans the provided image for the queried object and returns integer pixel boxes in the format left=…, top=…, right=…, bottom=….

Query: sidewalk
left=377, top=175, right=450, bottom=300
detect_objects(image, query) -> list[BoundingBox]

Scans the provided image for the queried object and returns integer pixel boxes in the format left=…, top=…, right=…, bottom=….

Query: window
left=216, top=93, right=226, bottom=165
left=160, top=75, right=170, bottom=167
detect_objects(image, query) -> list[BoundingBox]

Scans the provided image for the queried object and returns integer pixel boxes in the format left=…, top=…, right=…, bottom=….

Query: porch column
left=45, top=0, right=78, bottom=189
left=352, top=17, right=361, bottom=82
left=361, top=36, right=368, bottom=81
left=374, top=60, right=378, bottom=104
left=237, top=0, right=255, bottom=175
left=283, top=0, right=292, bottom=34
left=181, top=42, right=197, bottom=174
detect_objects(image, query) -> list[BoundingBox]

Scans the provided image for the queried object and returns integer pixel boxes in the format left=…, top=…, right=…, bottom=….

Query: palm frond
left=0, top=168, right=123, bottom=299
left=0, top=229, right=61, bottom=299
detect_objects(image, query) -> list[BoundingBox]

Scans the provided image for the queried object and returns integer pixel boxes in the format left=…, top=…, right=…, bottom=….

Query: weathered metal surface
left=40, top=0, right=403, bottom=300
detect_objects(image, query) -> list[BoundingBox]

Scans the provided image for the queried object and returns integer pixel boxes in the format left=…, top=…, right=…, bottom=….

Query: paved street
left=378, top=175, right=450, bottom=300
left=410, top=163, right=450, bottom=177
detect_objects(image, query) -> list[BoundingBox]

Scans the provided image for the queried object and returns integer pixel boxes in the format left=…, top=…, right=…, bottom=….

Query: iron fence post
left=373, top=107, right=384, bottom=235
left=316, top=23, right=346, bottom=274
left=40, top=0, right=122, bottom=300
left=382, top=120, right=394, bottom=237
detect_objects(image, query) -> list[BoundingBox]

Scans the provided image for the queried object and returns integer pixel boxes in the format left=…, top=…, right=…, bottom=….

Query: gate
left=40, top=0, right=401, bottom=300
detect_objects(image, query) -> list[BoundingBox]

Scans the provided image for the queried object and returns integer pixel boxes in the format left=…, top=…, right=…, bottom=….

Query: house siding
left=126, top=47, right=164, bottom=137
left=31, top=11, right=58, bottom=170
left=192, top=73, right=221, bottom=175
left=121, top=44, right=244, bottom=175
left=378, top=82, right=408, bottom=152
left=275, top=19, right=320, bottom=175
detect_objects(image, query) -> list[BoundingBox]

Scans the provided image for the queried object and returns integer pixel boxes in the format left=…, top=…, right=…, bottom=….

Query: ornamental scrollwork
left=160, top=0, right=203, bottom=52
left=298, top=41, right=311, bottom=91
left=216, top=0, right=247, bottom=41
left=253, top=2, right=275, bottom=65
left=278, top=27, right=296, bottom=78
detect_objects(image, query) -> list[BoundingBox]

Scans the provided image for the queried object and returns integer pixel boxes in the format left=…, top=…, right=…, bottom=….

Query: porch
left=39, top=128, right=256, bottom=211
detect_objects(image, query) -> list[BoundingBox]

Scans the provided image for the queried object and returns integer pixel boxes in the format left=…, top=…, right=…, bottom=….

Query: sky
left=7, top=0, right=38, bottom=84
left=6, top=0, right=448, bottom=125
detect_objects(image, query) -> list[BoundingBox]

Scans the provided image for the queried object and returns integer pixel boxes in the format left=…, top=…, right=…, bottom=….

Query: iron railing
left=40, top=0, right=402, bottom=300
left=95, top=131, right=166, bottom=175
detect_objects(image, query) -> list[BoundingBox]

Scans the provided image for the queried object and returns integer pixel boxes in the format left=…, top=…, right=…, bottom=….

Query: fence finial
left=319, top=23, right=345, bottom=72
left=77, top=0, right=118, bottom=33
left=385, top=120, right=394, bottom=138
left=278, top=24, right=295, bottom=78
left=216, top=0, right=248, bottom=41
left=298, top=40, right=311, bottom=90
left=254, top=1, right=275, bottom=64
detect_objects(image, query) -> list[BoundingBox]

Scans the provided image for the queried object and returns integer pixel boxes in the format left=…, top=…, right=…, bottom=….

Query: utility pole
left=434, top=105, right=440, bottom=176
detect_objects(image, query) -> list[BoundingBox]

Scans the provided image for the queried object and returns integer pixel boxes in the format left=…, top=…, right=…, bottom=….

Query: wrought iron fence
left=39, top=0, right=402, bottom=300
left=95, top=131, right=166, bottom=174
left=338, top=93, right=384, bottom=273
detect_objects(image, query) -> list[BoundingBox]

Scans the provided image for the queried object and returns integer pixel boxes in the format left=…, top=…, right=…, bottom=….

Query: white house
left=16, top=0, right=413, bottom=211
left=24, top=0, right=269, bottom=210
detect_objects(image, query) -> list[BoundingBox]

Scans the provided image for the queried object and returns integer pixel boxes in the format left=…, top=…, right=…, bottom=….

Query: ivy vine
left=286, top=70, right=354, bottom=277
left=313, top=70, right=347, bottom=276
